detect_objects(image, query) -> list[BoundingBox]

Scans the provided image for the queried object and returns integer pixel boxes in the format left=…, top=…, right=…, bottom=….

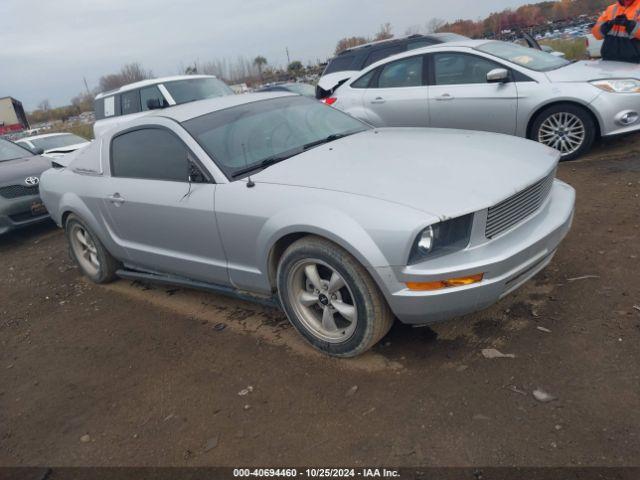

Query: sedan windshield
left=476, top=41, right=570, bottom=72
left=184, top=96, right=369, bottom=179
left=164, top=78, right=234, bottom=104
left=30, top=134, right=87, bottom=151
left=0, top=139, right=31, bottom=162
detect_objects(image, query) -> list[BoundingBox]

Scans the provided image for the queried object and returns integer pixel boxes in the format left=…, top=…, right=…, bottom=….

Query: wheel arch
left=263, top=223, right=390, bottom=294
left=526, top=100, right=602, bottom=140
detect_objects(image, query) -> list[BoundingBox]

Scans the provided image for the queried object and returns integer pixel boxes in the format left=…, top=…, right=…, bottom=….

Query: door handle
left=436, top=93, right=455, bottom=101
left=107, top=193, right=125, bottom=206
left=370, top=97, right=386, bottom=104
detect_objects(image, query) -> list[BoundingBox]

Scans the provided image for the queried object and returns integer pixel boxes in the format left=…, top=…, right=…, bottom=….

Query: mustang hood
left=545, top=60, right=640, bottom=82
left=253, top=128, right=560, bottom=219
left=0, top=155, right=51, bottom=185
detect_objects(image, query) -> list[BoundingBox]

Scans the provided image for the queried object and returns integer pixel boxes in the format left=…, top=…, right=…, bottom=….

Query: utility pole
left=285, top=47, right=291, bottom=65
left=83, top=77, right=91, bottom=96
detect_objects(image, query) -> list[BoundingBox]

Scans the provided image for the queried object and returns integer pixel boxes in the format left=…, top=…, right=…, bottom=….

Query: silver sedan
left=40, top=94, right=575, bottom=357
left=327, top=40, right=640, bottom=160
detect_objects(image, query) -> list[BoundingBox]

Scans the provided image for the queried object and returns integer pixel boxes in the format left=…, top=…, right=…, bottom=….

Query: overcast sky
left=2, top=0, right=538, bottom=110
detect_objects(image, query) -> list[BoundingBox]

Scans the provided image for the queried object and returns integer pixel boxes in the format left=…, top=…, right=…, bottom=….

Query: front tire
left=277, top=236, right=394, bottom=358
left=65, top=214, right=119, bottom=284
left=531, top=103, right=596, bottom=161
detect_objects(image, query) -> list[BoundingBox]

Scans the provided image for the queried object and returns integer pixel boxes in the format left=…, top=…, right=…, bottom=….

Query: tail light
left=323, top=97, right=337, bottom=106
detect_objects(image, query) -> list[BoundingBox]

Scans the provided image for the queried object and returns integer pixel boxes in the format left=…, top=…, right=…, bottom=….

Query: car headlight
left=409, top=214, right=473, bottom=264
left=591, top=79, right=640, bottom=93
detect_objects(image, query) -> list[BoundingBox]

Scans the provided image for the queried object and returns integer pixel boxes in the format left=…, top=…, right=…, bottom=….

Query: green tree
left=287, top=61, right=304, bottom=78
left=253, top=56, right=268, bottom=79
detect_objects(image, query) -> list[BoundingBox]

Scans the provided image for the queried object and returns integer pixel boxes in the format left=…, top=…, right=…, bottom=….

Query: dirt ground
left=1, top=135, right=639, bottom=468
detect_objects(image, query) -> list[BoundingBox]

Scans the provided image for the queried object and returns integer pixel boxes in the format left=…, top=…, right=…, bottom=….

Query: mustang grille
left=485, top=171, right=555, bottom=239
left=0, top=185, right=39, bottom=199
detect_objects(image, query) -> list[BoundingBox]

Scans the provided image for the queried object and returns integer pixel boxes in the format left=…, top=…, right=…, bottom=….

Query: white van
left=93, top=75, right=234, bottom=136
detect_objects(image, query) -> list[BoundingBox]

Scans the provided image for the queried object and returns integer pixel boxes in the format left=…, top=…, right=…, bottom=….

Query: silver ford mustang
left=327, top=39, right=640, bottom=161
left=40, top=93, right=575, bottom=357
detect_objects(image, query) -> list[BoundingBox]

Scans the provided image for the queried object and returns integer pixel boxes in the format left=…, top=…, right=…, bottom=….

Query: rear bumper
left=0, top=195, right=50, bottom=235
left=373, top=180, right=575, bottom=325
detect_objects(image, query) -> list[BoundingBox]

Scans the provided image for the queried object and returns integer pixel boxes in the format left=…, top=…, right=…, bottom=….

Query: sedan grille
left=0, top=185, right=39, bottom=199
left=485, top=171, right=555, bottom=239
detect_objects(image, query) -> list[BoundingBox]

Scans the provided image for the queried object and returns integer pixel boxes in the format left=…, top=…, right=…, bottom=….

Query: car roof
left=142, top=92, right=295, bottom=123
left=17, top=133, right=74, bottom=141
left=95, top=75, right=218, bottom=100
left=364, top=39, right=491, bottom=67
left=337, top=33, right=471, bottom=55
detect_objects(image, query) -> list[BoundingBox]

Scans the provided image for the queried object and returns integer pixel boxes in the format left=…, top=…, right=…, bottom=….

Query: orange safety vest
left=593, top=0, right=640, bottom=40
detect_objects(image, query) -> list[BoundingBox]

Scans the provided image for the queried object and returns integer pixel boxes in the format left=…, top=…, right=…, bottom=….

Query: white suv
left=93, top=75, right=234, bottom=136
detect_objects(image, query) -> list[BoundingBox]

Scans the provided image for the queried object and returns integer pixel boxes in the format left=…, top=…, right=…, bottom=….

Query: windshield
left=30, top=134, right=87, bottom=151
left=0, top=139, right=32, bottom=162
left=164, top=78, right=234, bottom=104
left=476, top=41, right=570, bottom=72
left=284, top=83, right=316, bottom=97
left=183, top=96, right=369, bottom=179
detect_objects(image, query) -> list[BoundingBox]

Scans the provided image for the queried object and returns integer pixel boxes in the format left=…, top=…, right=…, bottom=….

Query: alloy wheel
left=538, top=112, right=585, bottom=156
left=286, top=259, right=358, bottom=343
left=70, top=224, right=100, bottom=277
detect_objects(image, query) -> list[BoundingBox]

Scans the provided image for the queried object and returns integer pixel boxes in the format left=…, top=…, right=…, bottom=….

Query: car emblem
left=25, top=176, right=39, bottom=186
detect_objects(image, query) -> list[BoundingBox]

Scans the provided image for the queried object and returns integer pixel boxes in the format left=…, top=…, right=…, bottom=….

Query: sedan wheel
left=537, top=112, right=585, bottom=157
left=532, top=104, right=596, bottom=161
left=277, top=236, right=394, bottom=357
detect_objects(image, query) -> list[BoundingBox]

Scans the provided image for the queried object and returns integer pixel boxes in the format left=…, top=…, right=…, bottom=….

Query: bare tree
left=425, top=17, right=446, bottom=33
left=334, top=36, right=368, bottom=55
left=98, top=62, right=153, bottom=92
left=37, top=99, right=51, bottom=112
left=404, top=25, right=422, bottom=35
left=374, top=22, right=393, bottom=41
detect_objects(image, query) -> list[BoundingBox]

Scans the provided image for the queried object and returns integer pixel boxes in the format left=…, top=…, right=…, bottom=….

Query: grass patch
left=540, top=38, right=587, bottom=61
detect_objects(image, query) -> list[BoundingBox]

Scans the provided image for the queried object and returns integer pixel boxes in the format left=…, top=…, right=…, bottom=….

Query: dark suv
left=317, top=33, right=469, bottom=98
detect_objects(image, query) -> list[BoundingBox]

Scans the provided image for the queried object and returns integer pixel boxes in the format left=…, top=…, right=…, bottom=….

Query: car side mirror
left=146, top=98, right=164, bottom=110
left=33, top=147, right=45, bottom=155
left=487, top=68, right=510, bottom=84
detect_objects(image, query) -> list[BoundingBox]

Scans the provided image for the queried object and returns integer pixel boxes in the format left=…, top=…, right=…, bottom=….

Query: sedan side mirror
left=487, top=68, right=510, bottom=84
left=33, top=147, right=45, bottom=155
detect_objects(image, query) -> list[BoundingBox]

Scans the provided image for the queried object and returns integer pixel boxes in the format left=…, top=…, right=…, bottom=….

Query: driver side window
left=433, top=53, right=503, bottom=86
left=111, top=128, right=193, bottom=182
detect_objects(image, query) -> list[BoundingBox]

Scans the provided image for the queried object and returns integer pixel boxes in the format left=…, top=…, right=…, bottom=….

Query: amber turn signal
left=406, top=273, right=484, bottom=292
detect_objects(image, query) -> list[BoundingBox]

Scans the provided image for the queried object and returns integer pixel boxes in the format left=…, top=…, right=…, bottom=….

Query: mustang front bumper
left=373, top=179, right=575, bottom=325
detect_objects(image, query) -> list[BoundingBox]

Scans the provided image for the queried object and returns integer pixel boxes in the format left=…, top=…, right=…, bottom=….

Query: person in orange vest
left=593, top=0, right=640, bottom=62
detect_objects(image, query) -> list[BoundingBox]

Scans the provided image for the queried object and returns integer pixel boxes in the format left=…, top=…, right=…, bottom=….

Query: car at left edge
left=0, top=139, right=51, bottom=235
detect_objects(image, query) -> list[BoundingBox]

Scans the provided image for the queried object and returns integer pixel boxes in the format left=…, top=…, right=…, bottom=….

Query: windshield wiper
left=302, top=133, right=352, bottom=151
left=231, top=151, right=302, bottom=178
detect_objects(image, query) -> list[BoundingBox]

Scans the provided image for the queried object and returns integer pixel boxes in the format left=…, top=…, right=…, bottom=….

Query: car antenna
left=242, top=143, right=255, bottom=188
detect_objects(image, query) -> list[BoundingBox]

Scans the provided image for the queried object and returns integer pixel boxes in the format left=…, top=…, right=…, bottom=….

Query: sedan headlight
left=409, top=214, right=473, bottom=264
left=591, top=79, right=640, bottom=93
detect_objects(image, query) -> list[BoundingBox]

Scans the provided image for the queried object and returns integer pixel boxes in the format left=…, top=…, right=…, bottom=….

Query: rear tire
left=530, top=103, right=596, bottom=161
left=65, top=214, right=119, bottom=284
left=277, top=236, right=394, bottom=358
